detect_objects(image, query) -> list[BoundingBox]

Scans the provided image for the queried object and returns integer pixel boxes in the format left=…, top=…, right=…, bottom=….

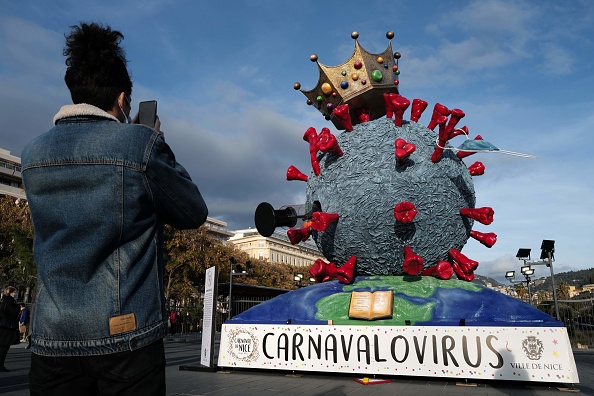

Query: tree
left=515, top=283, right=527, bottom=302
left=557, top=281, right=571, bottom=300
left=0, top=196, right=35, bottom=293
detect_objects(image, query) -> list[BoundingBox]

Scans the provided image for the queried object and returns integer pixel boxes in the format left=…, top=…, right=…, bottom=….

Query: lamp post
left=517, top=240, right=560, bottom=320
left=228, top=258, right=251, bottom=319
left=505, top=268, right=534, bottom=305
left=294, top=273, right=315, bottom=288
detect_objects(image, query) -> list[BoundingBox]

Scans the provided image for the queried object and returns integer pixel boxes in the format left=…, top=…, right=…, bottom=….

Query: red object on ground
left=309, top=259, right=337, bottom=283
left=403, top=246, right=424, bottom=275
left=336, top=255, right=356, bottom=284
left=421, top=260, right=454, bottom=280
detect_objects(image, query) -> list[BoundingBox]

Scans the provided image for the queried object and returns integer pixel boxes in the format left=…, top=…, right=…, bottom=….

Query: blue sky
left=1, top=0, right=593, bottom=283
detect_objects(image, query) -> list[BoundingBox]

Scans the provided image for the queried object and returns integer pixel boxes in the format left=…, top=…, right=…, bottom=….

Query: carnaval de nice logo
left=228, top=328, right=260, bottom=362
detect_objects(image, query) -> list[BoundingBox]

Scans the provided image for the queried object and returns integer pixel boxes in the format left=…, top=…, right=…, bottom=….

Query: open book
left=348, top=290, right=394, bottom=320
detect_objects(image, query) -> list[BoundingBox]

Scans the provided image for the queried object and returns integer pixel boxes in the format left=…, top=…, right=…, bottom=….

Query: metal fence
left=537, top=297, right=594, bottom=348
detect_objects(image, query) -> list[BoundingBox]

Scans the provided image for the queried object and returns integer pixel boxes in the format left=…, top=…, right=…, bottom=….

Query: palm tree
left=557, top=281, right=571, bottom=300
left=515, top=283, right=527, bottom=302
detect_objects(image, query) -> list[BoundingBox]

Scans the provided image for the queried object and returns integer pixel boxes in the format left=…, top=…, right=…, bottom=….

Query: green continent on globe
left=305, top=118, right=476, bottom=275
left=314, top=276, right=483, bottom=325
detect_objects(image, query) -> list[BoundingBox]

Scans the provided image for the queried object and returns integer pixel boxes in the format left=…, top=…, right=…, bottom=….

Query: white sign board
left=218, top=324, right=578, bottom=383
left=200, top=266, right=217, bottom=367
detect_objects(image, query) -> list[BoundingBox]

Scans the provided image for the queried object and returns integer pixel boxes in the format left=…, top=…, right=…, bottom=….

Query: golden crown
left=294, top=31, right=401, bottom=130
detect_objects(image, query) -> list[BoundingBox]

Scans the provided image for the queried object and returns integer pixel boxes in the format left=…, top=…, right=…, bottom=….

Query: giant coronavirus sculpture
left=257, top=31, right=497, bottom=284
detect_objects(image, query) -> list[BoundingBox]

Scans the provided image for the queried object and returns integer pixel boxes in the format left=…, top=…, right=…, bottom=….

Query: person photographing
left=21, top=22, right=208, bottom=395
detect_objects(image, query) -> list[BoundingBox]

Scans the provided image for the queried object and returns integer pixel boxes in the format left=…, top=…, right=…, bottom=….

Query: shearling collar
left=53, top=103, right=120, bottom=125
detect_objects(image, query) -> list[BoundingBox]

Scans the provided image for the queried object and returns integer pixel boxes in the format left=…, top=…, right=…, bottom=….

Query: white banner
left=218, top=324, right=579, bottom=383
left=200, top=266, right=217, bottom=367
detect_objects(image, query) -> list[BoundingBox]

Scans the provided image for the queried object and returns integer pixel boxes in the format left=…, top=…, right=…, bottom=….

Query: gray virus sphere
left=304, top=117, right=476, bottom=276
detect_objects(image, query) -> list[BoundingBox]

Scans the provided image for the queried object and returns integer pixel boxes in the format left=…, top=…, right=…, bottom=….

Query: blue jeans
left=29, top=339, right=165, bottom=396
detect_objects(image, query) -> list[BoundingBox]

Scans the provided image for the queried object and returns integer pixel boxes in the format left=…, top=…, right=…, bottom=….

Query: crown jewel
left=294, top=31, right=401, bottom=130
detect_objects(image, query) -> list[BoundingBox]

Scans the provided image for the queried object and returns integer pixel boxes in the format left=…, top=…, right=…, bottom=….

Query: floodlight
left=516, top=248, right=531, bottom=260
left=520, top=265, right=531, bottom=274
left=524, top=268, right=535, bottom=276
left=505, top=271, right=515, bottom=279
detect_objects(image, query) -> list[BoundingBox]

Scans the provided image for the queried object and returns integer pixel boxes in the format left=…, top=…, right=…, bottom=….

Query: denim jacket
left=21, top=104, right=208, bottom=356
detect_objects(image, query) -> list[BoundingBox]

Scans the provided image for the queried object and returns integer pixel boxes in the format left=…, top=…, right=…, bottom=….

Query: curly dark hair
left=63, top=22, right=133, bottom=111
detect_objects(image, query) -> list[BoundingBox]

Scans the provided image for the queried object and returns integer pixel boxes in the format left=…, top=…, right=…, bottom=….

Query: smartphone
left=138, top=100, right=157, bottom=127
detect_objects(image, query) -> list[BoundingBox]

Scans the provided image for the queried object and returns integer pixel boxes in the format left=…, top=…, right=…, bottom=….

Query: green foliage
left=0, top=196, right=35, bottom=291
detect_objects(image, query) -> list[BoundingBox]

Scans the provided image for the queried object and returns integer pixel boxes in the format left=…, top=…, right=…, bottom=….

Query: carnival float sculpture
left=218, top=32, right=578, bottom=385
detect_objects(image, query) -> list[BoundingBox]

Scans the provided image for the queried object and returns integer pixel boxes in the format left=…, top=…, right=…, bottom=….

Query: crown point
left=394, top=52, right=401, bottom=60
left=386, top=31, right=395, bottom=40
left=294, top=82, right=301, bottom=90
left=310, top=54, right=318, bottom=62
left=351, top=31, right=359, bottom=40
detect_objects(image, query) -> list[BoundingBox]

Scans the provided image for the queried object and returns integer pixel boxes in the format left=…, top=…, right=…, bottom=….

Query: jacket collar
left=53, top=103, right=120, bottom=125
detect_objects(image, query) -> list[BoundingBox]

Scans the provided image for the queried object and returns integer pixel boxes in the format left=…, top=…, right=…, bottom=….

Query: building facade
left=0, top=148, right=25, bottom=200
left=228, top=228, right=325, bottom=268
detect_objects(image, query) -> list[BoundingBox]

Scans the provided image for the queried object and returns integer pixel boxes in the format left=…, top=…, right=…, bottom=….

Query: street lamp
left=504, top=269, right=534, bottom=305
left=294, top=273, right=315, bottom=288
left=228, top=258, right=251, bottom=319
left=518, top=240, right=560, bottom=321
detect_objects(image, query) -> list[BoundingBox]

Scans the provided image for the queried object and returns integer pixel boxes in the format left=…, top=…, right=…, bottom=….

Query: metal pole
left=548, top=252, right=560, bottom=321
left=526, top=278, right=533, bottom=306
left=229, top=264, right=233, bottom=320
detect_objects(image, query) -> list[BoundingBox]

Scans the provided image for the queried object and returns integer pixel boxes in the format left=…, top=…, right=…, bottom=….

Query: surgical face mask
left=120, top=95, right=132, bottom=124
left=119, top=105, right=132, bottom=124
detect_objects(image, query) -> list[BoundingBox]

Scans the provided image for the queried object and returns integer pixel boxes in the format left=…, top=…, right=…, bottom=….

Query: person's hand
left=131, top=113, right=163, bottom=136
left=154, top=115, right=162, bottom=135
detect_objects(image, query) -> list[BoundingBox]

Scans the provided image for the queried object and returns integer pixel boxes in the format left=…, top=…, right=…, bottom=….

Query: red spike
left=430, top=115, right=449, bottom=163
left=383, top=93, right=397, bottom=119
left=395, top=138, right=416, bottom=164
left=449, top=248, right=478, bottom=282
left=427, top=103, right=450, bottom=131
left=452, top=262, right=474, bottom=281
left=460, top=207, right=494, bottom=225
left=311, top=212, right=339, bottom=231
left=410, top=98, right=428, bottom=122
left=333, top=104, right=353, bottom=132
left=318, top=127, right=343, bottom=157
left=394, top=201, right=417, bottom=223
left=287, top=227, right=312, bottom=245
left=390, top=95, right=410, bottom=127
left=470, top=230, right=497, bottom=248
left=336, top=255, right=356, bottom=284
left=457, top=135, right=483, bottom=159
left=309, top=259, right=337, bottom=283
left=403, top=246, right=424, bottom=275
left=421, top=260, right=454, bottom=280
left=303, top=127, right=321, bottom=176
left=355, top=108, right=370, bottom=123
left=448, top=125, right=468, bottom=140
left=468, top=161, right=485, bottom=176
left=286, top=165, right=308, bottom=181
left=444, top=108, right=465, bottom=136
